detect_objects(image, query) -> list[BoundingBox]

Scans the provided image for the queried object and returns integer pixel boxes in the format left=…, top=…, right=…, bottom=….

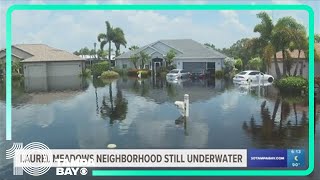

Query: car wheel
left=268, top=77, right=273, bottom=82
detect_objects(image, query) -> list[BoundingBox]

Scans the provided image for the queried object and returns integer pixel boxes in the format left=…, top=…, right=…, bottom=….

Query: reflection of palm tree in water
left=100, top=82, right=128, bottom=125
left=242, top=98, right=308, bottom=148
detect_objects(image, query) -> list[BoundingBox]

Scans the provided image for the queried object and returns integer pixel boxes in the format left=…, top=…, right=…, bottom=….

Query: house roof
left=7, top=44, right=84, bottom=62
left=116, top=39, right=227, bottom=59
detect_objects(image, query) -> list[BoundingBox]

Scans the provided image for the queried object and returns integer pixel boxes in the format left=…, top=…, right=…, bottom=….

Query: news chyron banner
left=6, top=142, right=305, bottom=176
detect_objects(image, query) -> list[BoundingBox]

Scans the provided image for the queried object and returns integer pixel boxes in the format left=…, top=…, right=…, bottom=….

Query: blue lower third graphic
left=287, top=149, right=305, bottom=168
left=248, top=149, right=287, bottom=167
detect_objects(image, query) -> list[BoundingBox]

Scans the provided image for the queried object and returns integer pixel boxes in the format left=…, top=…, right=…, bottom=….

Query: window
left=249, top=72, right=259, bottom=75
left=239, top=71, right=247, bottom=75
left=122, top=64, right=127, bottom=69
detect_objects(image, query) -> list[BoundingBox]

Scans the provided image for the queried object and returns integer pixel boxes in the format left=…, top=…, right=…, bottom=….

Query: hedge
left=100, top=70, right=120, bottom=79
left=92, top=61, right=110, bottom=77
left=275, top=76, right=308, bottom=94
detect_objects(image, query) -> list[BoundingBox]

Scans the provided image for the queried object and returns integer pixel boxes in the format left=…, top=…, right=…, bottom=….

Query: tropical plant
left=275, top=76, right=308, bottom=94
left=129, top=54, right=139, bottom=69
left=234, top=58, right=243, bottom=70
left=97, top=49, right=108, bottom=59
left=129, top=45, right=139, bottom=51
left=98, top=21, right=114, bottom=62
left=139, top=51, right=150, bottom=69
left=112, top=27, right=127, bottom=57
left=254, top=12, right=281, bottom=79
left=164, top=49, right=176, bottom=68
left=248, top=57, right=263, bottom=71
left=92, top=61, right=110, bottom=77
left=12, top=60, right=22, bottom=74
left=101, top=70, right=119, bottom=79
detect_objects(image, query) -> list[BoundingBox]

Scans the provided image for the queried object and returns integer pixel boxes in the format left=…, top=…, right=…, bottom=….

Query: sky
left=0, top=0, right=319, bottom=53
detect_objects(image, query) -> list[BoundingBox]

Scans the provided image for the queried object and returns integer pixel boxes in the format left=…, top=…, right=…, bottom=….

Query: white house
left=115, top=39, right=228, bottom=74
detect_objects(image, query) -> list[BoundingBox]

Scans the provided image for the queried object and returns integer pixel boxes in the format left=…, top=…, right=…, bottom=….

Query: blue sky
left=0, top=0, right=319, bottom=53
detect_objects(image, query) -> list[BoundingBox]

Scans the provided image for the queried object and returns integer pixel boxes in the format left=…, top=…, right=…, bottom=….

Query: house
left=0, top=44, right=86, bottom=77
left=115, top=39, right=228, bottom=74
left=267, top=43, right=320, bottom=79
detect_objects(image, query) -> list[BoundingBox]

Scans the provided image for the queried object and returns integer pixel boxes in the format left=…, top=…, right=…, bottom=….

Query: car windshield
left=169, top=70, right=180, bottom=73
left=238, top=71, right=247, bottom=75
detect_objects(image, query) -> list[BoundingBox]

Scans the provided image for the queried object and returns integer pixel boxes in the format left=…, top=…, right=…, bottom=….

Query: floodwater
left=0, top=75, right=316, bottom=179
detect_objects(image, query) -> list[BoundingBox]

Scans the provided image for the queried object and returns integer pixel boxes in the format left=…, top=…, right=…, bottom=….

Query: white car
left=166, top=69, right=190, bottom=80
left=233, top=70, right=274, bottom=83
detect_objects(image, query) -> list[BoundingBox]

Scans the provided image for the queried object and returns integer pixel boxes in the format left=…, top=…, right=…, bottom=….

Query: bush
left=235, top=58, right=243, bottom=70
left=100, top=70, right=119, bottom=79
left=92, top=61, right=110, bottom=77
left=214, top=70, right=224, bottom=79
left=81, top=69, right=91, bottom=77
left=12, top=73, right=23, bottom=80
left=275, top=76, right=308, bottom=94
left=137, top=70, right=151, bottom=78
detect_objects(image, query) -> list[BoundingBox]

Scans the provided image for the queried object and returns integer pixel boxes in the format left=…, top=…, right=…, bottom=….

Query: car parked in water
left=189, top=69, right=207, bottom=79
left=166, top=69, right=190, bottom=80
left=233, top=70, right=274, bottom=83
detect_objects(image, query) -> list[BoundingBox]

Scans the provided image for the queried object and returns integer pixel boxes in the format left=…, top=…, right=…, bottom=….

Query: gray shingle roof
left=11, top=44, right=84, bottom=62
left=116, top=39, right=227, bottom=59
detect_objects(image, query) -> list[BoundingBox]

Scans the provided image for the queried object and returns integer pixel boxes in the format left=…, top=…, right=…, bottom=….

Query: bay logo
left=56, top=167, right=88, bottom=176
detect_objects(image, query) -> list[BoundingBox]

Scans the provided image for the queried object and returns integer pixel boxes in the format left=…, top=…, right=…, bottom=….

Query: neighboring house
left=267, top=43, right=320, bottom=79
left=115, top=39, right=228, bottom=74
left=0, top=44, right=86, bottom=77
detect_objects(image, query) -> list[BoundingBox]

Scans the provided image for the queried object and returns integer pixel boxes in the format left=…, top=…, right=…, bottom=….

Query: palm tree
left=112, top=27, right=127, bottom=57
left=289, top=25, right=308, bottom=76
left=98, top=21, right=114, bottom=62
left=254, top=12, right=281, bottom=79
left=272, top=17, right=300, bottom=76
left=129, top=45, right=139, bottom=51
left=139, top=51, right=150, bottom=69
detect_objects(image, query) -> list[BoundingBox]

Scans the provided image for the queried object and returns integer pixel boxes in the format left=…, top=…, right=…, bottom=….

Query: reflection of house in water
left=116, top=77, right=226, bottom=104
left=24, top=76, right=88, bottom=92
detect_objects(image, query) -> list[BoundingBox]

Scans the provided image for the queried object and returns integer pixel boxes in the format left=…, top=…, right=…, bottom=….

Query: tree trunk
left=293, top=103, right=298, bottom=125
left=109, top=83, right=114, bottom=111
left=273, top=53, right=282, bottom=79
left=108, top=41, right=111, bottom=63
left=282, top=50, right=286, bottom=76
left=293, top=50, right=301, bottom=76
left=272, top=98, right=281, bottom=121
left=299, top=61, right=303, bottom=76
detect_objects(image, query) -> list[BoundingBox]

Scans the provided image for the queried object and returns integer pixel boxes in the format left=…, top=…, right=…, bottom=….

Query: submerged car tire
left=268, top=77, right=274, bottom=83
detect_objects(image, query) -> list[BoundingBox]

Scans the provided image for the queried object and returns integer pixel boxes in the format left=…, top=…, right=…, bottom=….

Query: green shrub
left=92, top=61, right=110, bottom=77
left=12, top=73, right=23, bottom=80
left=275, top=76, right=308, bottom=94
left=100, top=70, right=119, bottom=79
left=214, top=70, right=224, bottom=79
left=81, top=69, right=91, bottom=77
left=235, top=58, right=243, bottom=70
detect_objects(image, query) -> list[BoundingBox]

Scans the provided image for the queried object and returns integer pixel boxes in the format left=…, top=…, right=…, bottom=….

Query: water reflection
left=242, top=97, right=308, bottom=148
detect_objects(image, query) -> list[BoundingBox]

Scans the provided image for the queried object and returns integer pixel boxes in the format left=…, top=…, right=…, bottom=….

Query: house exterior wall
left=267, top=61, right=312, bottom=79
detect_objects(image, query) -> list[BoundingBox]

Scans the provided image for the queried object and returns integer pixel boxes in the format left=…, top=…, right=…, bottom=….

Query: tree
left=254, top=12, right=281, bottom=79
left=98, top=21, right=114, bottom=62
left=97, top=49, right=108, bottom=59
left=139, top=51, right=150, bottom=69
left=272, top=16, right=300, bottom=76
left=112, top=27, right=127, bottom=57
left=164, top=49, right=176, bottom=67
left=234, top=58, right=243, bottom=70
left=129, top=54, right=139, bottom=69
left=129, top=45, right=139, bottom=51
left=248, top=57, right=263, bottom=71
left=315, top=33, right=320, bottom=43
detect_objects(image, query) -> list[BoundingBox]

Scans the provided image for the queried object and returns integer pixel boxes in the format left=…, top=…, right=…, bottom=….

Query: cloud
left=219, top=10, right=249, bottom=33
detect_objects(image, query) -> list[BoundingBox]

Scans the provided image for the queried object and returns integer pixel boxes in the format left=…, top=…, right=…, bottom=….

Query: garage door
left=47, top=62, right=82, bottom=77
left=24, top=63, right=46, bottom=77
left=183, top=62, right=206, bottom=72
